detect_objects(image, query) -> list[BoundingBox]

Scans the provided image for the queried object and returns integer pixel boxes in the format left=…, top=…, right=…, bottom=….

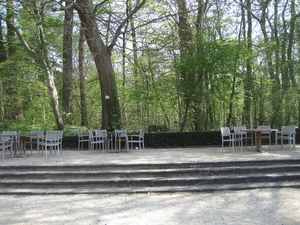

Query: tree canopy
left=0, top=0, right=299, bottom=132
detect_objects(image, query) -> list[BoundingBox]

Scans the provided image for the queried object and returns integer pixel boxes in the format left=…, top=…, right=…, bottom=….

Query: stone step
left=1, top=159, right=300, bottom=171
left=0, top=164, right=300, bottom=179
left=0, top=159, right=299, bottom=194
left=0, top=163, right=300, bottom=180
left=0, top=181, right=299, bottom=195
left=1, top=172, right=300, bottom=188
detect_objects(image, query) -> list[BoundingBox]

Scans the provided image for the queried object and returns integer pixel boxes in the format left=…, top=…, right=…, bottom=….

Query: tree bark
left=62, top=2, right=74, bottom=125
left=78, top=23, right=89, bottom=126
left=242, top=0, right=252, bottom=128
left=177, top=0, right=193, bottom=132
left=75, top=0, right=121, bottom=130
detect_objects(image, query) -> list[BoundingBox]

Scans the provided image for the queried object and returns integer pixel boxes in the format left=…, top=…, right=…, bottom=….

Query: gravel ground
left=1, top=146, right=300, bottom=224
left=1, top=189, right=300, bottom=225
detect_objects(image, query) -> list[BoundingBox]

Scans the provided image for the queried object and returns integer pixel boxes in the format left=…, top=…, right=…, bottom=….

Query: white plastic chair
left=29, top=130, right=44, bottom=153
left=276, top=126, right=296, bottom=150
left=88, top=130, right=106, bottom=152
left=220, top=127, right=236, bottom=153
left=95, top=130, right=107, bottom=153
left=1, top=133, right=12, bottom=161
left=77, top=130, right=89, bottom=150
left=115, top=130, right=129, bottom=153
left=127, top=129, right=145, bottom=150
left=257, top=125, right=271, bottom=146
left=3, top=131, right=20, bottom=153
left=38, top=131, right=61, bottom=158
left=234, top=126, right=253, bottom=148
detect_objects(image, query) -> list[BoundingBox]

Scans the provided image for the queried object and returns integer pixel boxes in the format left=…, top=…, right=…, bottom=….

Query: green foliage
left=0, top=0, right=298, bottom=134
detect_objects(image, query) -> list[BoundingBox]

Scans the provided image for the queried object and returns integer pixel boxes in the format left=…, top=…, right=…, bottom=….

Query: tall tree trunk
left=75, top=0, right=121, bottom=130
left=242, top=0, right=252, bottom=128
left=129, top=0, right=138, bottom=82
left=78, top=23, right=89, bottom=126
left=177, top=0, right=194, bottom=132
left=255, top=0, right=281, bottom=127
left=62, top=2, right=74, bottom=125
left=193, top=0, right=208, bottom=130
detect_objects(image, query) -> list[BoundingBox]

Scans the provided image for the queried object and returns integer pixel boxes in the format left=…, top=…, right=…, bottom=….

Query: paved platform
left=2, top=144, right=300, bottom=166
left=1, top=145, right=300, bottom=225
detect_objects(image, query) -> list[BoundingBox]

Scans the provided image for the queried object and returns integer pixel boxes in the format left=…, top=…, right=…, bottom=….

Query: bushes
left=62, top=129, right=300, bottom=149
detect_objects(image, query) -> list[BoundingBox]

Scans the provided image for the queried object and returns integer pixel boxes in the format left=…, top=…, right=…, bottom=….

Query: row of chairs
left=1, top=130, right=63, bottom=160
left=221, top=126, right=296, bottom=152
left=77, top=129, right=145, bottom=153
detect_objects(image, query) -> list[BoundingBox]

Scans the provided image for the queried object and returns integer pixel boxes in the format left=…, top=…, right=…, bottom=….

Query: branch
left=6, top=19, right=48, bottom=66
left=108, top=0, right=146, bottom=51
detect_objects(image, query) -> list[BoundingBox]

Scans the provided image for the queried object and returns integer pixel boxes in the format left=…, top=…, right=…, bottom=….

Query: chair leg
left=293, top=137, right=296, bottom=150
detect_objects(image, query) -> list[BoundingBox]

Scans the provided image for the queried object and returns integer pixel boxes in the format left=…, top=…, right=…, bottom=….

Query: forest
left=0, top=0, right=299, bottom=133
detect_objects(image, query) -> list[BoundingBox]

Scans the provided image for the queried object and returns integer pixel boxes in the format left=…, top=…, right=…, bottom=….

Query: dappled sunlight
left=1, top=145, right=300, bottom=224
left=1, top=145, right=300, bottom=166
left=1, top=189, right=300, bottom=224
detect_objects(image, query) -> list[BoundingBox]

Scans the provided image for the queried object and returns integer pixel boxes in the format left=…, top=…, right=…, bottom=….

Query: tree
left=62, top=1, right=74, bottom=125
left=2, top=0, right=24, bottom=121
left=7, top=0, right=65, bottom=130
left=78, top=22, right=89, bottom=126
left=74, top=0, right=146, bottom=130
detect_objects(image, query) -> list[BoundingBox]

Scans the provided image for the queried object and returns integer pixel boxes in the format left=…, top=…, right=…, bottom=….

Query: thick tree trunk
left=242, top=0, right=252, bottom=128
left=62, top=3, right=74, bottom=125
left=75, top=0, right=121, bottom=130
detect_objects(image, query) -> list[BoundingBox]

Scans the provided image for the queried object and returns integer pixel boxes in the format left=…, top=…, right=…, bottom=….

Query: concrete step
left=1, top=159, right=300, bottom=171
left=0, top=181, right=299, bottom=195
left=1, top=171, right=300, bottom=187
left=0, top=164, right=300, bottom=179
left=0, top=159, right=300, bottom=194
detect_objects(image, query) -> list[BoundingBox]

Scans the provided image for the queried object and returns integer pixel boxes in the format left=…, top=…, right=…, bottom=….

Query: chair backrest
left=115, top=130, right=127, bottom=137
left=77, top=130, right=87, bottom=139
left=88, top=130, right=94, bottom=139
left=31, top=130, right=44, bottom=138
left=257, top=125, right=271, bottom=129
left=3, top=131, right=17, bottom=135
left=233, top=126, right=246, bottom=134
left=31, top=130, right=44, bottom=135
left=46, top=131, right=60, bottom=140
left=281, top=126, right=295, bottom=135
left=95, top=130, right=107, bottom=137
left=220, top=127, right=231, bottom=135
left=139, top=129, right=145, bottom=138
left=77, top=130, right=83, bottom=136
